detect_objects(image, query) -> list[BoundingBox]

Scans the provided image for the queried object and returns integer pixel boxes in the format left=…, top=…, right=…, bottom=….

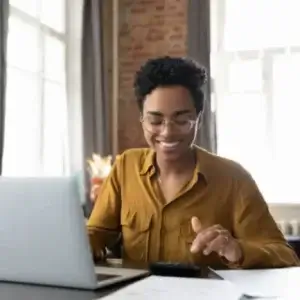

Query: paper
left=101, top=275, right=243, bottom=300
left=215, top=267, right=300, bottom=298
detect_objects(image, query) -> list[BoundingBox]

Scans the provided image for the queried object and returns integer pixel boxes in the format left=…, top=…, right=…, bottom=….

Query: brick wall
left=117, top=0, right=188, bottom=152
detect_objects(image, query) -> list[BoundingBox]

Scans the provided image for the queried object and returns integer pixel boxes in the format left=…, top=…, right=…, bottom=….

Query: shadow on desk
left=0, top=277, right=142, bottom=300
left=0, top=282, right=97, bottom=300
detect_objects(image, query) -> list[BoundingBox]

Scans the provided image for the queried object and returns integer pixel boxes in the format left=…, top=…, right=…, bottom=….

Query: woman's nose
left=159, top=121, right=176, bottom=137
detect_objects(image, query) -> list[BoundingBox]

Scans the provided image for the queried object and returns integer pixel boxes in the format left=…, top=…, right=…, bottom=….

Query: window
left=211, top=0, right=300, bottom=203
left=3, top=0, right=69, bottom=176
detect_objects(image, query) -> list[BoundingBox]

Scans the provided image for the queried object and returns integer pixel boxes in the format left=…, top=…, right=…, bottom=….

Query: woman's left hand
left=190, top=216, right=242, bottom=263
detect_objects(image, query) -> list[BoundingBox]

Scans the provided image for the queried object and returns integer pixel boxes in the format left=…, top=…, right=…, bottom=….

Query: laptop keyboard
left=96, top=273, right=120, bottom=281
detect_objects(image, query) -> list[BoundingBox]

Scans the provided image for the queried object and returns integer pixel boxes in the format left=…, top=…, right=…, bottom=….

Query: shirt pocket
left=121, top=209, right=152, bottom=262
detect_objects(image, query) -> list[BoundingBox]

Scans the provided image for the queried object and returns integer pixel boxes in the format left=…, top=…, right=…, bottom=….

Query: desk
left=0, top=260, right=214, bottom=299
left=286, top=235, right=300, bottom=258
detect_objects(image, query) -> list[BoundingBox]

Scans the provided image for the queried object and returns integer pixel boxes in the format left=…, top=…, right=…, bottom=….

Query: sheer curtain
left=82, top=0, right=111, bottom=160
left=187, top=0, right=217, bottom=153
left=211, top=0, right=300, bottom=204
left=2, top=0, right=82, bottom=177
left=0, top=0, right=9, bottom=174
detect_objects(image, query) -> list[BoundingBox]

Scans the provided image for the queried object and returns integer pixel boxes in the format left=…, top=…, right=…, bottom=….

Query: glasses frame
left=140, top=116, right=198, bottom=134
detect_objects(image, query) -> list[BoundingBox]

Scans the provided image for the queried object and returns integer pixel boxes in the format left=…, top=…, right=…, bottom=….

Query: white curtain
left=211, top=0, right=300, bottom=204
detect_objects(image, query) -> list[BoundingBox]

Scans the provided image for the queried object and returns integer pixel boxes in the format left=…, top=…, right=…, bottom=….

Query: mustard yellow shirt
left=87, top=147, right=299, bottom=268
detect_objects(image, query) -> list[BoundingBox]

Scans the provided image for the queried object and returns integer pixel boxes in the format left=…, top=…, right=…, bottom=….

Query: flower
left=86, top=154, right=113, bottom=179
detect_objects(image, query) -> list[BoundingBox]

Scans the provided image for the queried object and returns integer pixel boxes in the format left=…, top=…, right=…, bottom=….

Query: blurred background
left=1, top=0, right=300, bottom=233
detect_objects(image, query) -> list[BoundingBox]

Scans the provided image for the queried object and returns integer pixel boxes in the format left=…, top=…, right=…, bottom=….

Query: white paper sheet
left=101, top=276, right=243, bottom=300
left=215, top=267, right=300, bottom=298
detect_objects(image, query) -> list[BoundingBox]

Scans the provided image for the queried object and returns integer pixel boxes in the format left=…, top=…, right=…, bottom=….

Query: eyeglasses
left=140, top=116, right=197, bottom=134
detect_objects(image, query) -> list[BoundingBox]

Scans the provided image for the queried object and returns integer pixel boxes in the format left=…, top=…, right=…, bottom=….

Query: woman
left=87, top=56, right=299, bottom=269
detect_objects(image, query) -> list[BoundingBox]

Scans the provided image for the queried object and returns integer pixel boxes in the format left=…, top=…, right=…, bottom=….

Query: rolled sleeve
left=228, top=172, right=300, bottom=269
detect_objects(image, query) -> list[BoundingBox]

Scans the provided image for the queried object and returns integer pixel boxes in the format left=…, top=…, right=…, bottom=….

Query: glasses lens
left=173, top=120, right=193, bottom=133
left=142, top=117, right=162, bottom=133
left=142, top=117, right=195, bottom=134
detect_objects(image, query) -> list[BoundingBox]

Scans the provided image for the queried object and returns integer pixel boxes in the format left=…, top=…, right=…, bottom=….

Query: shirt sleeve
left=229, top=172, right=300, bottom=269
left=86, top=155, right=123, bottom=260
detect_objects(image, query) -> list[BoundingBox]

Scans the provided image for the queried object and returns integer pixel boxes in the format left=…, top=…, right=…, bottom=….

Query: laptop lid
left=0, top=176, right=98, bottom=289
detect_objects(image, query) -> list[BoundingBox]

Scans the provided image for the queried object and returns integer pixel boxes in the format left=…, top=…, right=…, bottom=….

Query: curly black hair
left=134, top=56, right=207, bottom=114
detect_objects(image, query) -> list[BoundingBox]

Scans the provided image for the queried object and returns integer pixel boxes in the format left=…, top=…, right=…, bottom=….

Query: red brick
left=130, top=7, right=147, bottom=14
left=169, top=34, right=184, bottom=41
left=118, top=0, right=188, bottom=152
left=139, top=0, right=161, bottom=4
left=145, top=28, right=165, bottom=42
left=155, top=5, right=165, bottom=11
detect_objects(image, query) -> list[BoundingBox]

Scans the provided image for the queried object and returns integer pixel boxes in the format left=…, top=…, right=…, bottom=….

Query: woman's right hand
left=90, top=183, right=101, bottom=202
left=90, top=177, right=103, bottom=202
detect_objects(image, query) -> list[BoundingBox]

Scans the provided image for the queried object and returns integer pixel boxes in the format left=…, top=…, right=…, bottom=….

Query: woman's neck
left=156, top=148, right=196, bottom=176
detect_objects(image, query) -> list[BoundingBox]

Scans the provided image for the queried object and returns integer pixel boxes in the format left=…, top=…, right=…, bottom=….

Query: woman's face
left=141, top=85, right=200, bottom=161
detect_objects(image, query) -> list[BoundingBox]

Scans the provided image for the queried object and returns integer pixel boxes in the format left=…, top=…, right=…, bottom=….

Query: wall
left=269, top=205, right=300, bottom=226
left=117, top=0, right=188, bottom=152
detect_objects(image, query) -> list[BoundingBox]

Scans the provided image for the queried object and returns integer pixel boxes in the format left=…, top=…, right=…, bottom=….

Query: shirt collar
left=194, top=145, right=211, bottom=182
left=139, top=146, right=210, bottom=182
left=139, top=149, right=156, bottom=175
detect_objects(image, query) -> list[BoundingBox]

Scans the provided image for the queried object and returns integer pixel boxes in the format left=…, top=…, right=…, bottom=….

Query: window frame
left=4, top=1, right=69, bottom=176
left=211, top=0, right=300, bottom=203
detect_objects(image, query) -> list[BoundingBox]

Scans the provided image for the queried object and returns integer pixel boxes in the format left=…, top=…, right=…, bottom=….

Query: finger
left=191, top=216, right=202, bottom=233
left=203, top=230, right=229, bottom=256
left=91, top=184, right=101, bottom=197
left=90, top=188, right=96, bottom=200
left=91, top=184, right=100, bottom=191
left=190, top=227, right=219, bottom=253
left=190, top=225, right=224, bottom=253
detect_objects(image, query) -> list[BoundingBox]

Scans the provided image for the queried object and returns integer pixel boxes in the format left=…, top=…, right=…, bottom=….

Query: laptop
left=0, top=176, right=148, bottom=290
